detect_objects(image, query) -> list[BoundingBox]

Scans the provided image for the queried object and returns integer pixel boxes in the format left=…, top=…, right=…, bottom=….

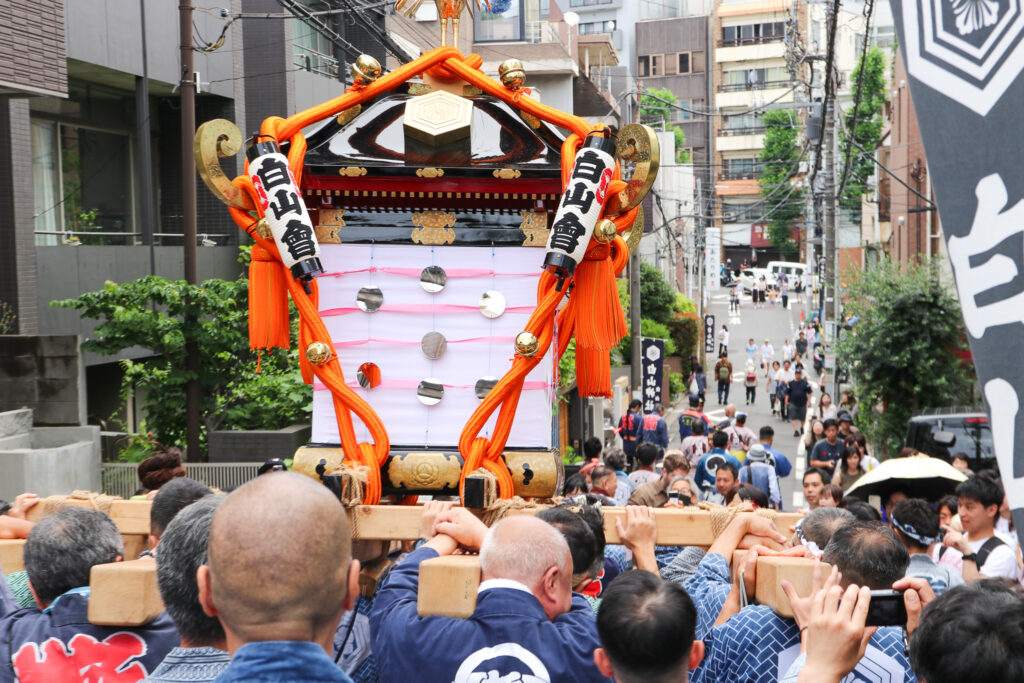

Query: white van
left=767, top=260, right=809, bottom=281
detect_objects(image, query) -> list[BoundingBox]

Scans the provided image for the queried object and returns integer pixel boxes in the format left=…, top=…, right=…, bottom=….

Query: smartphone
left=668, top=491, right=681, bottom=503
left=865, top=589, right=907, bottom=627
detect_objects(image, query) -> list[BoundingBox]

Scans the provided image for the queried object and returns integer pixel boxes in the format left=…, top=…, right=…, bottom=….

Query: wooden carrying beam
left=88, top=559, right=164, bottom=626
left=350, top=506, right=801, bottom=545
left=418, top=553, right=827, bottom=618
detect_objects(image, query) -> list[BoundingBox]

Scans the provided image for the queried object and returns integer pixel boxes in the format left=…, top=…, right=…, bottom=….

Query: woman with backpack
left=767, top=360, right=782, bottom=415
left=714, top=352, right=733, bottom=405
left=744, top=361, right=758, bottom=405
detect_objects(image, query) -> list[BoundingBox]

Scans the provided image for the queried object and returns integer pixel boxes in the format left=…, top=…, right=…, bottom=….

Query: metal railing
left=101, top=462, right=262, bottom=498
left=718, top=80, right=793, bottom=92
left=35, top=231, right=232, bottom=246
left=293, top=46, right=340, bottom=79
left=718, top=169, right=764, bottom=180
left=718, top=36, right=784, bottom=48
left=720, top=126, right=766, bottom=137
left=525, top=20, right=569, bottom=51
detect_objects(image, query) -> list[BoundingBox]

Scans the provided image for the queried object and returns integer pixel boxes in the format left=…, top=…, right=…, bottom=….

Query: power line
left=837, top=0, right=875, bottom=197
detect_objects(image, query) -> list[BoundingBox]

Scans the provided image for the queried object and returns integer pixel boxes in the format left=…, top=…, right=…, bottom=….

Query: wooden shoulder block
left=25, top=497, right=96, bottom=522
left=109, top=500, right=152, bottom=535
left=417, top=554, right=481, bottom=618
left=0, top=539, right=26, bottom=575
left=752, top=555, right=831, bottom=618
left=88, top=558, right=164, bottom=626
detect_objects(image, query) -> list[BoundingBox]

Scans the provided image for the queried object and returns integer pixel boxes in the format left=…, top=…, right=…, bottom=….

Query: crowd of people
left=2, top=425, right=1024, bottom=682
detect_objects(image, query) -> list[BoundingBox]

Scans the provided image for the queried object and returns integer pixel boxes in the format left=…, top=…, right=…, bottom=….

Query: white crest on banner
left=947, top=174, right=1024, bottom=338
left=902, top=0, right=1024, bottom=114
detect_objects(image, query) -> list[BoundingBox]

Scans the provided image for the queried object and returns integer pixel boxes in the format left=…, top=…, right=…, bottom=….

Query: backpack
left=746, top=370, right=757, bottom=382
left=718, top=364, right=731, bottom=381
left=938, top=535, right=1006, bottom=567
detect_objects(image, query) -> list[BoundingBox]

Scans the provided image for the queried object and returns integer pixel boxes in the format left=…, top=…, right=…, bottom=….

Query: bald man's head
left=480, top=516, right=573, bottom=620
left=204, top=472, right=353, bottom=645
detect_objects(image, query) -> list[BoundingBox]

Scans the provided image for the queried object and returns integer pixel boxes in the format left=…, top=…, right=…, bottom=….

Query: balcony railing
left=720, top=126, right=766, bottom=137
left=293, top=46, right=340, bottom=79
left=718, top=80, right=793, bottom=92
left=525, top=20, right=569, bottom=51
left=718, top=35, right=785, bottom=47
left=719, top=169, right=764, bottom=180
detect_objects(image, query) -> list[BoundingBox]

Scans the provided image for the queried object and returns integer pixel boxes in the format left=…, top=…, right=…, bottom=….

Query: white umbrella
left=845, top=455, right=968, bottom=501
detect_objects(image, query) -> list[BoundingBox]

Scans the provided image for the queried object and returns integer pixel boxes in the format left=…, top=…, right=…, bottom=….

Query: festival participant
left=694, top=431, right=742, bottom=499
left=594, top=571, right=704, bottom=682
left=681, top=421, right=711, bottom=471
left=589, top=466, right=619, bottom=506
left=147, top=495, right=229, bottom=682
left=602, top=449, right=634, bottom=506
left=801, top=468, right=830, bottom=511
left=725, top=413, right=756, bottom=453
left=371, top=505, right=608, bottom=682
left=809, top=419, right=842, bottom=471
left=757, top=426, right=792, bottom=478
left=0, top=493, right=37, bottom=540
left=0, top=508, right=178, bottom=681
left=135, top=448, right=188, bottom=499
left=890, top=499, right=964, bottom=595
left=677, top=395, right=711, bottom=444
left=818, top=484, right=843, bottom=508
left=738, top=444, right=782, bottom=510
left=197, top=473, right=359, bottom=682
left=628, top=443, right=661, bottom=487
left=629, top=451, right=691, bottom=508
left=618, top=400, right=643, bottom=468
left=147, top=477, right=213, bottom=554
left=936, top=476, right=1019, bottom=580
left=685, top=518, right=913, bottom=683
left=640, top=404, right=669, bottom=450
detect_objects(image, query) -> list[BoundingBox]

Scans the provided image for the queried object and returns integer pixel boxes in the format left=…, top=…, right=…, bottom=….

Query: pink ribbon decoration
left=332, top=335, right=515, bottom=349
left=321, top=304, right=536, bottom=316
left=322, top=267, right=536, bottom=278
left=313, top=380, right=549, bottom=392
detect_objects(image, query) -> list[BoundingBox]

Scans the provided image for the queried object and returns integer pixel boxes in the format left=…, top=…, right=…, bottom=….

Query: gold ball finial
left=352, top=55, right=382, bottom=86
left=305, top=341, right=332, bottom=366
left=499, top=59, right=526, bottom=90
left=515, top=331, right=540, bottom=357
left=593, top=219, right=618, bottom=244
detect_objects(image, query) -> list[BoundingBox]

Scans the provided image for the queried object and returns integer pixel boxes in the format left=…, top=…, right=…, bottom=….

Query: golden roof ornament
left=395, top=0, right=492, bottom=47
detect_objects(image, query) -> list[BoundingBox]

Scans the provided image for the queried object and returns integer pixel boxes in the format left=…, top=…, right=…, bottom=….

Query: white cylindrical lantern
left=247, top=140, right=324, bottom=282
left=543, top=132, right=616, bottom=278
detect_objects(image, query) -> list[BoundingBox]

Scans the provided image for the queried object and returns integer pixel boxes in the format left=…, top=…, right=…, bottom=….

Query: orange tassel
left=573, top=248, right=628, bottom=350
left=576, top=346, right=612, bottom=397
left=248, top=244, right=290, bottom=351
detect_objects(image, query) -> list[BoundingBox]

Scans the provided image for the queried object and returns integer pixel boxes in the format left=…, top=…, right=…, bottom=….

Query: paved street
left=663, top=287, right=818, bottom=510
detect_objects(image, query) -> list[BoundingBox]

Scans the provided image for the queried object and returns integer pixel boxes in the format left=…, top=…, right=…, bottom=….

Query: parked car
left=905, top=409, right=995, bottom=471
left=767, top=260, right=810, bottom=281
left=738, top=267, right=777, bottom=290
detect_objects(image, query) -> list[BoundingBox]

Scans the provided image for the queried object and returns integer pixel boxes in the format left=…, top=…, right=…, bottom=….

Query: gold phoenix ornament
left=395, top=0, right=492, bottom=47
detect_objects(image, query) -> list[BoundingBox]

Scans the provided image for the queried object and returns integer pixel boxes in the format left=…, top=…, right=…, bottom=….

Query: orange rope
left=222, top=47, right=640, bottom=503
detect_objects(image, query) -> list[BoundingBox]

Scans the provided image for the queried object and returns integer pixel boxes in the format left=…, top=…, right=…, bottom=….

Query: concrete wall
left=0, top=424, right=101, bottom=501
left=36, top=245, right=243, bottom=366
left=208, top=424, right=312, bottom=463
left=0, top=336, right=85, bottom=425
left=528, top=74, right=574, bottom=118
left=64, top=0, right=237, bottom=99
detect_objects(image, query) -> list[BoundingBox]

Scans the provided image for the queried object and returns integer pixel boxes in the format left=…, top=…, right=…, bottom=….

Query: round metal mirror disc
left=356, top=286, right=383, bottom=312
left=478, top=290, right=507, bottom=318
left=420, top=266, right=447, bottom=293
left=417, top=378, right=444, bottom=406
left=421, top=331, right=447, bottom=359
left=475, top=376, right=498, bottom=399
left=356, top=362, right=381, bottom=389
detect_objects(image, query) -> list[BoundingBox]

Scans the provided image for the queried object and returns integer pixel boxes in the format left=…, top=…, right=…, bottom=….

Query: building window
left=31, top=118, right=135, bottom=245
left=638, top=55, right=650, bottom=77
left=677, top=52, right=690, bottom=74
left=293, top=18, right=338, bottom=77
left=571, top=0, right=612, bottom=6
left=720, top=66, right=791, bottom=91
left=474, top=0, right=524, bottom=41
left=722, top=201, right=761, bottom=221
left=692, top=51, right=705, bottom=72
left=579, top=20, right=615, bottom=35
left=651, top=54, right=664, bottom=76
left=721, top=21, right=786, bottom=46
left=721, top=157, right=765, bottom=179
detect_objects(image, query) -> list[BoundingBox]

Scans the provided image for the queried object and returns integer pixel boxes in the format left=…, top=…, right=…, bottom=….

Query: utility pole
left=137, top=0, right=155, bottom=276
left=180, top=0, right=201, bottom=460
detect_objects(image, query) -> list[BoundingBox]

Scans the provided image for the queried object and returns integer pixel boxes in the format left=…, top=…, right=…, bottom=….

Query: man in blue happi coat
left=371, top=502, right=610, bottom=683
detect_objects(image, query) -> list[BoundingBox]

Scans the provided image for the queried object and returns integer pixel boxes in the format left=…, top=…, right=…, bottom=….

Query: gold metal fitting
left=593, top=219, right=618, bottom=244
left=305, top=341, right=332, bottom=366
left=352, top=55, right=382, bottom=86
left=499, top=59, right=526, bottom=90
left=514, top=331, right=540, bottom=357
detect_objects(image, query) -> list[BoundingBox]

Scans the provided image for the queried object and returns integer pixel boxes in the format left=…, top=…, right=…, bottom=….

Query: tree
left=53, top=249, right=311, bottom=456
left=836, top=260, right=975, bottom=457
left=839, top=47, right=887, bottom=223
left=638, top=88, right=692, bottom=164
left=616, top=264, right=691, bottom=359
left=758, top=110, right=803, bottom=251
